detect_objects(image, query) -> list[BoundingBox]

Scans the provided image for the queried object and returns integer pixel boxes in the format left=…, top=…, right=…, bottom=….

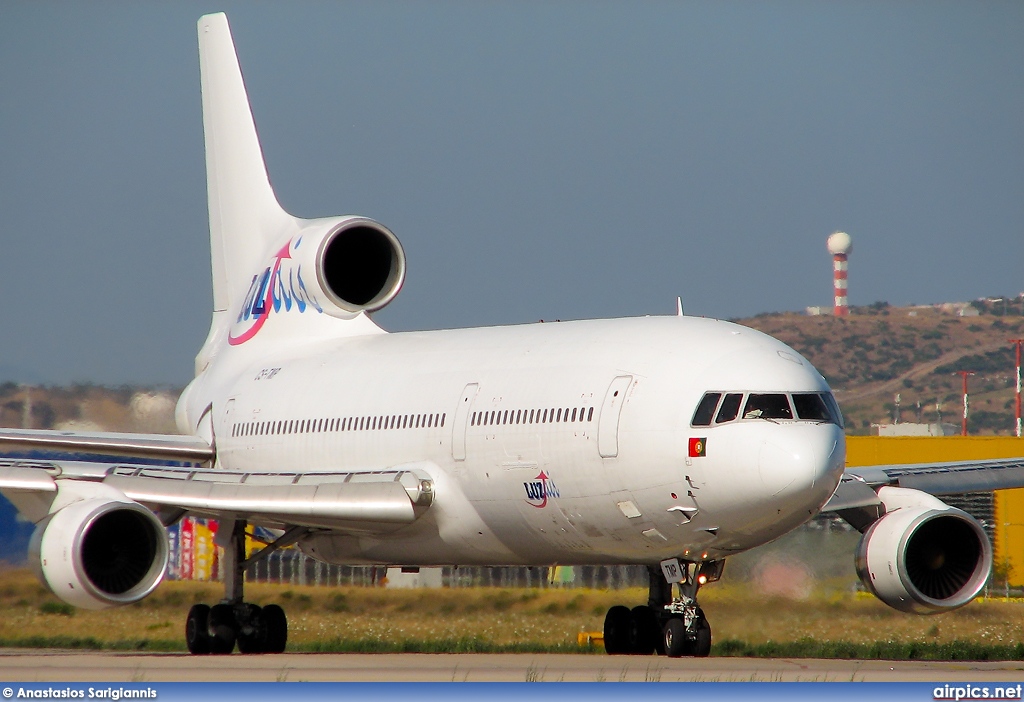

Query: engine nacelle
left=855, top=487, right=991, bottom=614
left=290, top=216, right=406, bottom=318
left=29, top=497, right=169, bottom=610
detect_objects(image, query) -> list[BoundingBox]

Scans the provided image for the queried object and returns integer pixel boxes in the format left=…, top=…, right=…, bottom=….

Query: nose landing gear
left=603, top=559, right=723, bottom=658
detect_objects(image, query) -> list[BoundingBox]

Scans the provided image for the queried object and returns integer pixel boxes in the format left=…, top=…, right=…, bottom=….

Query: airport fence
left=240, top=551, right=651, bottom=590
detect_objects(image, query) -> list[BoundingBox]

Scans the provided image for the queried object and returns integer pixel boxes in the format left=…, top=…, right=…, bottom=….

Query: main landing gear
left=185, top=520, right=305, bottom=654
left=603, top=559, right=724, bottom=658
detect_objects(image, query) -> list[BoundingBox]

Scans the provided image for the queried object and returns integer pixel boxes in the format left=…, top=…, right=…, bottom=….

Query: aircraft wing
left=0, top=427, right=213, bottom=464
left=0, top=458, right=435, bottom=533
left=842, top=457, right=1024, bottom=496
left=823, top=457, right=1024, bottom=530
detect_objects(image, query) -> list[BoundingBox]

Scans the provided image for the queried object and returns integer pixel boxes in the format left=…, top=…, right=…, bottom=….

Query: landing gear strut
left=603, top=559, right=723, bottom=658
left=185, top=520, right=301, bottom=654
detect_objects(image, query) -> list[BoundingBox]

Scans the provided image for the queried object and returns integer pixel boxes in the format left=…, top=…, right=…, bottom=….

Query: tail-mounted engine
left=855, top=486, right=991, bottom=614
left=290, top=216, right=406, bottom=318
left=29, top=495, right=169, bottom=610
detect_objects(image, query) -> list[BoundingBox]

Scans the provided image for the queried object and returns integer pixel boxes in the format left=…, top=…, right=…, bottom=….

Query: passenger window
left=587, top=407, right=594, bottom=421
left=691, top=392, right=721, bottom=426
left=716, top=394, right=742, bottom=423
left=792, top=393, right=831, bottom=422
left=743, top=393, right=793, bottom=420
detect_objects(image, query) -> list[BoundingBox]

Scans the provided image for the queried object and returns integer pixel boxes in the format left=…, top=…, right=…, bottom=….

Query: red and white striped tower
left=827, top=231, right=852, bottom=316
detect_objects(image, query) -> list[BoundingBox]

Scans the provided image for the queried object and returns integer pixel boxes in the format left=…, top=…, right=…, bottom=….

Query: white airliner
left=2, top=13, right=1023, bottom=657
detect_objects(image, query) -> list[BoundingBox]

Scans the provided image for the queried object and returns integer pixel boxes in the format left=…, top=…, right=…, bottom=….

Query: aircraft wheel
left=208, top=603, right=237, bottom=654
left=629, top=605, right=659, bottom=655
left=236, top=604, right=264, bottom=654
left=603, top=605, right=633, bottom=655
left=185, top=604, right=211, bottom=655
left=662, top=618, right=688, bottom=658
left=262, top=604, right=288, bottom=653
left=692, top=615, right=712, bottom=657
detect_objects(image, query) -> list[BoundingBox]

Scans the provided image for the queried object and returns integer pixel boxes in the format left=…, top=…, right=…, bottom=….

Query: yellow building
left=847, top=436, right=1024, bottom=587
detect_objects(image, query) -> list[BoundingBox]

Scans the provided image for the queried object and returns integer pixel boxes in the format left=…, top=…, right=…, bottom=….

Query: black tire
left=185, top=604, right=211, bottom=655
left=236, top=604, right=264, bottom=654
left=663, top=618, right=688, bottom=658
left=208, top=603, right=237, bottom=654
left=262, top=604, right=288, bottom=653
left=603, top=605, right=632, bottom=655
left=629, top=605, right=658, bottom=655
left=692, top=616, right=712, bottom=657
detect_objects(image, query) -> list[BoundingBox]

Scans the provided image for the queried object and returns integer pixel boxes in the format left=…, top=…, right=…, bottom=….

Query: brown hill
left=737, top=302, right=1024, bottom=435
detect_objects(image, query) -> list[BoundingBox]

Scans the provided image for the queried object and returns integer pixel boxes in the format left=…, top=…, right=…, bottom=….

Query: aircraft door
left=451, top=383, right=479, bottom=461
left=598, top=375, right=633, bottom=458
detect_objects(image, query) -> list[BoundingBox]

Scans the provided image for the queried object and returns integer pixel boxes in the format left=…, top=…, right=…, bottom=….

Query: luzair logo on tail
left=228, top=237, right=324, bottom=345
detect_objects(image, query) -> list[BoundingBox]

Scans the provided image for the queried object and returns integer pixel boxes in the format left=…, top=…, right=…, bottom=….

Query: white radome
left=827, top=231, right=852, bottom=255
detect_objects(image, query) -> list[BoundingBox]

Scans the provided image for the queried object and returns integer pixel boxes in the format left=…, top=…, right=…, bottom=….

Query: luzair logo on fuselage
left=523, top=470, right=560, bottom=508
left=228, top=237, right=323, bottom=345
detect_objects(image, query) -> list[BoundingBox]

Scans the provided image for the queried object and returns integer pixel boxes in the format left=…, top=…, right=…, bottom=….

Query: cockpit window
left=716, top=393, right=743, bottom=423
left=821, top=392, right=844, bottom=428
left=743, top=393, right=793, bottom=420
left=792, top=393, right=831, bottom=421
left=692, top=390, right=842, bottom=427
left=691, top=392, right=721, bottom=426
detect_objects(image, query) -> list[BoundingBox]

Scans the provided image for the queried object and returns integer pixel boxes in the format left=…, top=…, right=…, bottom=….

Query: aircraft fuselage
left=179, top=314, right=845, bottom=567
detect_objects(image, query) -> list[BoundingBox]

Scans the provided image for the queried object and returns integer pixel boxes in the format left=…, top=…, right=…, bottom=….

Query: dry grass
left=2, top=568, right=1024, bottom=655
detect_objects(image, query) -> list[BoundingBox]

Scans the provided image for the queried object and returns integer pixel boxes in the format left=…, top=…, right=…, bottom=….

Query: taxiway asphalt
left=0, top=651, right=1022, bottom=682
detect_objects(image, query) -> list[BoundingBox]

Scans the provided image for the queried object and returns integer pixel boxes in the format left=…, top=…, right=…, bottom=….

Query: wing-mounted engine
left=29, top=485, right=168, bottom=610
left=289, top=216, right=406, bottom=319
left=855, top=486, right=991, bottom=614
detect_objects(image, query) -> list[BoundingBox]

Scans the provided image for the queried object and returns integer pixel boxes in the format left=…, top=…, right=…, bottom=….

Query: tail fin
left=195, top=13, right=294, bottom=371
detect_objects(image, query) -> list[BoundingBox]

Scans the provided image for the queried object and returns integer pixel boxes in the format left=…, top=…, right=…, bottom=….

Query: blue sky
left=1, top=2, right=1021, bottom=386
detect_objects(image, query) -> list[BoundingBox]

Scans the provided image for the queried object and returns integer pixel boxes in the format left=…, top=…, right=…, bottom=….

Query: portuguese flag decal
left=688, top=437, right=707, bottom=457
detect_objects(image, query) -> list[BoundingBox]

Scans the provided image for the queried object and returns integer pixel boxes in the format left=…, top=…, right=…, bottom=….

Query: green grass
left=3, top=568, right=1024, bottom=660
left=297, top=638, right=592, bottom=654
left=2, top=634, right=1022, bottom=660
left=0, top=636, right=184, bottom=652
left=714, top=638, right=1024, bottom=661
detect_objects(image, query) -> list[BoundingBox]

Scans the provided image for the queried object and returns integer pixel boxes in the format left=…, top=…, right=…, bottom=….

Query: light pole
left=955, top=371, right=975, bottom=436
left=1010, top=339, right=1023, bottom=438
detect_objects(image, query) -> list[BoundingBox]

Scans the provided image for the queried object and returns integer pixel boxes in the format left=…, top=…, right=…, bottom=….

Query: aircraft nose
left=758, top=424, right=844, bottom=501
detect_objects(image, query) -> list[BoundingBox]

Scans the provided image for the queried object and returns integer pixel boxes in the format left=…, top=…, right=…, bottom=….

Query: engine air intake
left=904, top=516, right=984, bottom=602
left=81, top=508, right=163, bottom=596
